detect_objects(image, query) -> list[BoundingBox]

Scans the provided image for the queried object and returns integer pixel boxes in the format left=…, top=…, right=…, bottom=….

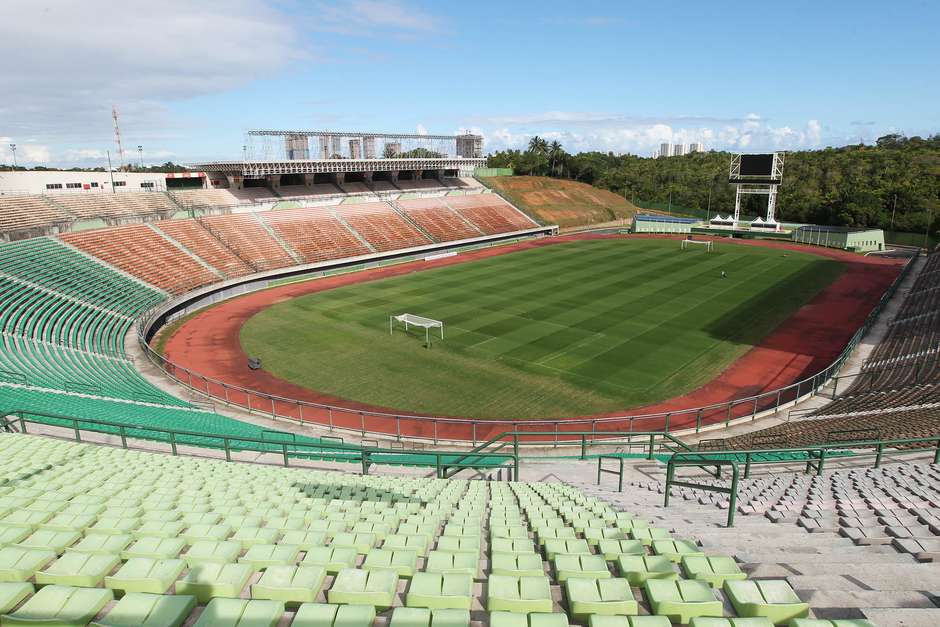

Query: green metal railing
left=0, top=410, right=516, bottom=479
left=665, top=434, right=940, bottom=527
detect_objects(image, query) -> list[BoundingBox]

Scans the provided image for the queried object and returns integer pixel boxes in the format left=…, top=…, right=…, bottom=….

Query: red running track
left=160, top=234, right=904, bottom=441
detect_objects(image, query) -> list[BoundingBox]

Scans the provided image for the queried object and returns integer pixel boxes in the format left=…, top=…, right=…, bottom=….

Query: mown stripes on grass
left=241, top=239, right=844, bottom=419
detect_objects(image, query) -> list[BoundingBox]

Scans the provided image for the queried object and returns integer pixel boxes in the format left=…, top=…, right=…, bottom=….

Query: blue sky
left=1, top=0, right=937, bottom=166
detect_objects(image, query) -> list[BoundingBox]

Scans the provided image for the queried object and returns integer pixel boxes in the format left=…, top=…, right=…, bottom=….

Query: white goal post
left=681, top=239, right=713, bottom=252
left=389, top=313, right=444, bottom=346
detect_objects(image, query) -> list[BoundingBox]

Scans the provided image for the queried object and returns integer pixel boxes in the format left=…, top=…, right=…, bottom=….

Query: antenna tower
left=111, top=105, right=126, bottom=170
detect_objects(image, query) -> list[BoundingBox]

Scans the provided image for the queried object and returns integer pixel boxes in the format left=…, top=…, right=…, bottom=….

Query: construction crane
left=112, top=105, right=126, bottom=170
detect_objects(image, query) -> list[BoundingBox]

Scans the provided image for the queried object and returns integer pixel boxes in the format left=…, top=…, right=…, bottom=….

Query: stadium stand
left=154, top=220, right=254, bottom=279
left=0, top=430, right=877, bottom=625
left=335, top=203, right=432, bottom=252
left=397, top=198, right=484, bottom=242
left=278, top=184, right=342, bottom=198
left=258, top=207, right=372, bottom=263
left=0, top=196, right=70, bottom=238
left=47, top=192, right=178, bottom=221
left=169, top=189, right=244, bottom=208
left=196, top=214, right=297, bottom=271
left=447, top=194, right=540, bottom=234
left=60, top=225, right=219, bottom=294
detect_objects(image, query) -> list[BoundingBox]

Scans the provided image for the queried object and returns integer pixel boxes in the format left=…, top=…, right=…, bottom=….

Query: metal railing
left=0, top=410, right=516, bottom=479
left=664, top=434, right=940, bottom=527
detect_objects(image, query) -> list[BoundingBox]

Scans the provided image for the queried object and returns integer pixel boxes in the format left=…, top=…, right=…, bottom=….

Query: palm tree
left=528, top=136, right=548, bottom=155
left=548, top=141, right=563, bottom=176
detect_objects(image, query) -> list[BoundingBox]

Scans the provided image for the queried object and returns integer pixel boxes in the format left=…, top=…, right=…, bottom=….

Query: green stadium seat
left=389, top=606, right=471, bottom=627
left=489, top=612, right=571, bottom=627
left=251, top=565, right=326, bottom=604
left=182, top=540, right=242, bottom=566
left=16, top=528, right=81, bottom=553
left=565, top=577, right=637, bottom=618
left=490, top=552, right=544, bottom=577
left=90, top=592, right=196, bottom=627
left=406, top=572, right=473, bottom=610
left=302, top=546, right=358, bottom=573
left=0, top=582, right=32, bottom=614
left=68, top=533, right=133, bottom=556
left=2, top=510, right=53, bottom=528
left=0, top=546, right=55, bottom=582
left=122, top=537, right=186, bottom=560
left=238, top=543, right=299, bottom=570
left=328, top=568, right=399, bottom=609
left=363, top=548, right=418, bottom=578
left=436, top=536, right=480, bottom=555
left=491, top=537, right=536, bottom=556
left=278, top=530, right=327, bottom=551
left=487, top=575, right=553, bottom=613
left=0, top=524, right=32, bottom=547
left=104, top=557, right=185, bottom=595
left=1, top=584, right=112, bottom=626
left=35, top=552, right=120, bottom=587
left=596, top=539, right=646, bottom=561
left=88, top=517, right=140, bottom=535
left=644, top=579, right=722, bottom=624
left=536, top=527, right=577, bottom=544
left=425, top=551, right=478, bottom=578
left=135, top=521, right=186, bottom=540
left=629, top=527, right=671, bottom=546
left=583, top=527, right=626, bottom=547
left=651, top=539, right=704, bottom=563
left=588, top=616, right=672, bottom=627
left=681, top=556, right=747, bottom=588
left=616, top=555, right=678, bottom=586
left=723, top=580, right=810, bottom=625
left=292, top=603, right=376, bottom=627
left=490, top=525, right=529, bottom=540
left=553, top=554, right=610, bottom=581
left=192, top=598, right=284, bottom=626
left=42, top=513, right=97, bottom=533
left=543, top=539, right=591, bottom=560
left=383, top=534, right=430, bottom=556
left=182, top=523, right=233, bottom=544
left=175, top=563, right=253, bottom=603
left=331, top=532, right=378, bottom=554
left=232, top=526, right=281, bottom=548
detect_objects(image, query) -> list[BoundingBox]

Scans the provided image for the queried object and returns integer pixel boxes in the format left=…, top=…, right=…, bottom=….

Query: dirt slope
left=482, top=176, right=640, bottom=228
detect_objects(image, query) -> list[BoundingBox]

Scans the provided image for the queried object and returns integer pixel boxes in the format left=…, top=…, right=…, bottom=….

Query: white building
left=688, top=142, right=705, bottom=153
left=0, top=170, right=205, bottom=195
left=671, top=144, right=686, bottom=157
left=659, top=143, right=671, bottom=158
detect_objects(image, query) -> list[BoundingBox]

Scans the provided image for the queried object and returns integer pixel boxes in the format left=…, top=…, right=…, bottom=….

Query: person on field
left=721, top=271, right=727, bottom=279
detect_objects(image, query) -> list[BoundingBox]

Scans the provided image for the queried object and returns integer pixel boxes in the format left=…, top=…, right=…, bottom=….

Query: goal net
left=389, top=313, right=444, bottom=346
left=681, top=239, right=713, bottom=252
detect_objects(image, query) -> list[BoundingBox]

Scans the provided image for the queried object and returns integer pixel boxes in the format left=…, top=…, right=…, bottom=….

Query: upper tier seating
left=0, top=431, right=866, bottom=625
left=278, top=184, right=342, bottom=198
left=169, top=189, right=243, bottom=208
left=61, top=225, right=219, bottom=294
left=197, top=214, right=296, bottom=271
left=155, top=220, right=254, bottom=278
left=335, top=203, right=432, bottom=252
left=396, top=198, right=482, bottom=242
left=0, top=196, right=70, bottom=235
left=258, top=207, right=371, bottom=263
left=48, top=192, right=178, bottom=221
left=446, top=195, right=538, bottom=234
left=396, top=179, right=447, bottom=191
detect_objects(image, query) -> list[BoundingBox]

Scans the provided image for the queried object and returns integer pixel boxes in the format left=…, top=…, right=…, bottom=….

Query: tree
left=548, top=141, right=563, bottom=176
left=528, top=136, right=548, bottom=155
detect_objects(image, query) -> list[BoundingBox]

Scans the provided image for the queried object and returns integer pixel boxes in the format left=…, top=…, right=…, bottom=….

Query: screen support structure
left=729, top=153, right=785, bottom=230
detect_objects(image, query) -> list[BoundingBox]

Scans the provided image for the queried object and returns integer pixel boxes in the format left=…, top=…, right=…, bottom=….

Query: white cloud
left=0, top=1, right=307, bottom=152
left=474, top=111, right=828, bottom=155
left=311, top=0, right=442, bottom=35
left=416, top=124, right=429, bottom=136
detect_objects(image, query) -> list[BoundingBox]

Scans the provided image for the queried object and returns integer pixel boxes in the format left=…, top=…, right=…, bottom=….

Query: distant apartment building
left=656, top=142, right=705, bottom=158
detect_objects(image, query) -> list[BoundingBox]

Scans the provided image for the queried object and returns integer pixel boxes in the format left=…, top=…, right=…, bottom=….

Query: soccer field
left=240, top=239, right=844, bottom=418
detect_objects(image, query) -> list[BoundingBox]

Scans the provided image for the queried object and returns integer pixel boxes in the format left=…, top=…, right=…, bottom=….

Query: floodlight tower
left=728, top=153, right=785, bottom=230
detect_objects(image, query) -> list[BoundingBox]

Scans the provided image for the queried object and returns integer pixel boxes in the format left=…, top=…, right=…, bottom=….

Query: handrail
left=132, top=247, right=916, bottom=443
left=0, top=409, right=516, bottom=478
left=664, top=433, right=940, bottom=526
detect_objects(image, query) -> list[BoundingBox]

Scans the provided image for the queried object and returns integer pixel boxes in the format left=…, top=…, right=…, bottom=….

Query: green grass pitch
left=240, top=239, right=844, bottom=419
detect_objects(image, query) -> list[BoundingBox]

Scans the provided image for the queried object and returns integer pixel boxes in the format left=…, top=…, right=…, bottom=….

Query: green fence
left=474, top=168, right=513, bottom=177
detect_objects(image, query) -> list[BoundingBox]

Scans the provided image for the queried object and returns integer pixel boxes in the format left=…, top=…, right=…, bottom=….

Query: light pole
left=138, top=145, right=143, bottom=169
left=106, top=150, right=116, bottom=194
left=9, top=144, right=16, bottom=170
